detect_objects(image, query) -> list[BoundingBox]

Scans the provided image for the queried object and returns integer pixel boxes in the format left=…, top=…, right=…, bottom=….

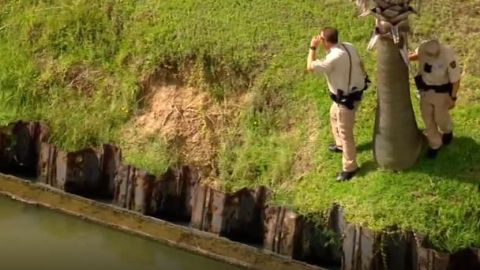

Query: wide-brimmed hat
left=419, top=39, right=441, bottom=60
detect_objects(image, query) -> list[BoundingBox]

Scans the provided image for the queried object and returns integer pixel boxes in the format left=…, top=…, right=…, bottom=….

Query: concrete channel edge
left=0, top=173, right=324, bottom=270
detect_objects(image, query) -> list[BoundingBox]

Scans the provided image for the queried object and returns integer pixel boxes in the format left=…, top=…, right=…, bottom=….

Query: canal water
left=0, top=196, right=243, bottom=270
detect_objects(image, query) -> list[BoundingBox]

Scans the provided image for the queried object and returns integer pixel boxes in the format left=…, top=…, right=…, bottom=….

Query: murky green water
left=0, top=196, right=243, bottom=270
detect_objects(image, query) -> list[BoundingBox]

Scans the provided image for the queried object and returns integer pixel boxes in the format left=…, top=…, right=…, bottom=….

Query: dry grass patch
left=122, top=78, right=252, bottom=183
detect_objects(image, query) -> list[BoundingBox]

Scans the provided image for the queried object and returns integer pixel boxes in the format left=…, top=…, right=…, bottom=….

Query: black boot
left=426, top=147, right=440, bottom=159
left=442, top=132, right=453, bottom=146
left=328, top=144, right=343, bottom=153
left=336, top=169, right=358, bottom=181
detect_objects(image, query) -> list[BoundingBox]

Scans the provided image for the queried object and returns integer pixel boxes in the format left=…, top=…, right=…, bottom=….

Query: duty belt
left=414, top=75, right=453, bottom=95
left=330, top=76, right=370, bottom=110
left=330, top=90, right=364, bottom=110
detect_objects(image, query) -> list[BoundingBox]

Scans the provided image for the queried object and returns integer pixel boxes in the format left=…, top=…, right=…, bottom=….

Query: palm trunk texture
left=374, top=36, right=423, bottom=170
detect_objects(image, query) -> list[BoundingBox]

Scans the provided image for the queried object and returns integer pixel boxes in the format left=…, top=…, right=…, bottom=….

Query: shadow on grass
left=412, top=136, right=480, bottom=186
left=357, top=141, right=373, bottom=153
left=357, top=160, right=377, bottom=177
left=357, top=136, right=480, bottom=186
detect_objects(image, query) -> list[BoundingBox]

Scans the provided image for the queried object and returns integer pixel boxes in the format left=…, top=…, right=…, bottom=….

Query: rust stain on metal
left=414, top=235, right=450, bottom=270
left=263, top=206, right=305, bottom=259
left=113, top=164, right=154, bottom=214
left=38, top=143, right=57, bottom=186
left=101, top=144, right=122, bottom=198
left=150, top=166, right=199, bottom=222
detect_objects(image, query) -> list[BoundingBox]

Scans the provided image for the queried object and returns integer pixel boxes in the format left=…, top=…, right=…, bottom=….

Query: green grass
left=0, top=0, right=479, bottom=252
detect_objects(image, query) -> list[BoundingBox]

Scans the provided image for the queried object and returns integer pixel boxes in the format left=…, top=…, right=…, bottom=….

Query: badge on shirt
left=450, top=61, right=457, bottom=69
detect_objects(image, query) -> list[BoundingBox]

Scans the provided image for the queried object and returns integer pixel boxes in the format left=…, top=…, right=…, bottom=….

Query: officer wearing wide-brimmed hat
left=409, top=39, right=462, bottom=158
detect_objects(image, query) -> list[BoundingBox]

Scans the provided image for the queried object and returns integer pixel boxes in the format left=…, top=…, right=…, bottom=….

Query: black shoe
left=328, top=144, right=343, bottom=153
left=442, top=132, right=453, bottom=146
left=336, top=169, right=358, bottom=181
left=426, top=147, right=440, bottom=159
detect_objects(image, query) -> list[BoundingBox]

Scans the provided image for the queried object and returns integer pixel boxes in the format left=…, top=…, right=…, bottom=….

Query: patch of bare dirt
left=124, top=80, right=251, bottom=182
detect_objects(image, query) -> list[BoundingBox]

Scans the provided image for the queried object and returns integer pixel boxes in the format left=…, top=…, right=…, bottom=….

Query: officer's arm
left=307, top=48, right=317, bottom=72
left=308, top=53, right=335, bottom=74
left=452, top=80, right=461, bottom=99
left=447, top=50, right=462, bottom=98
left=408, top=52, right=418, bottom=61
left=408, top=48, right=419, bottom=61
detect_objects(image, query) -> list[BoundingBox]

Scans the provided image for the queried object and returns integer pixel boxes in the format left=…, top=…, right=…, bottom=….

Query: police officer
left=409, top=39, right=462, bottom=158
left=307, top=27, right=369, bottom=181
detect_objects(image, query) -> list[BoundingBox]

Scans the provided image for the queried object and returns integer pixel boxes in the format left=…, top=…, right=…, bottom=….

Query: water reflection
left=0, top=197, right=242, bottom=270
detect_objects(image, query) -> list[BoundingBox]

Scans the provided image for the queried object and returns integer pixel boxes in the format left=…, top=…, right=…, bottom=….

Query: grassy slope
left=0, top=0, right=478, bottom=251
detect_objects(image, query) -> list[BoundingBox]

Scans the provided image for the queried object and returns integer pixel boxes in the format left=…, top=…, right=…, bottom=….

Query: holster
left=330, top=76, right=369, bottom=110
left=414, top=75, right=427, bottom=91
left=330, top=90, right=364, bottom=110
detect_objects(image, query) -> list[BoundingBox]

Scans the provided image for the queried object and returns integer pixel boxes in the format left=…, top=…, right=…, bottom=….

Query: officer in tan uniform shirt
left=307, top=27, right=369, bottom=181
left=409, top=39, right=462, bottom=158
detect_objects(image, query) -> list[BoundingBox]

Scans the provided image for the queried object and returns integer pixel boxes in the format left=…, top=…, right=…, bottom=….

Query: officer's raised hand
left=310, top=35, right=322, bottom=48
left=408, top=51, right=419, bottom=61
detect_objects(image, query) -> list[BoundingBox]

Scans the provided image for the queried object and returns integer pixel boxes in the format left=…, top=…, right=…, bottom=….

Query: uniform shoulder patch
left=450, top=61, right=457, bottom=69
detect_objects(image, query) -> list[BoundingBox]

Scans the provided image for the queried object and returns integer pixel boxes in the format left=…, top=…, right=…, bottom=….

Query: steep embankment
left=0, top=0, right=479, bottom=252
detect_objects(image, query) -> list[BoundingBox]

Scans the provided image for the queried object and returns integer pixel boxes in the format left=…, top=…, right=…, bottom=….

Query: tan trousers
left=330, top=102, right=358, bottom=172
left=420, top=91, right=453, bottom=149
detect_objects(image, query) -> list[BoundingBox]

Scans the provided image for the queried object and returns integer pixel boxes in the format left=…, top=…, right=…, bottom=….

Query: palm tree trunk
left=374, top=36, right=423, bottom=170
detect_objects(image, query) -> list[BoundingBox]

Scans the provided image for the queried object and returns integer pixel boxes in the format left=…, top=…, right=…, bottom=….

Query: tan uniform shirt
left=417, top=44, right=461, bottom=86
left=312, top=43, right=366, bottom=95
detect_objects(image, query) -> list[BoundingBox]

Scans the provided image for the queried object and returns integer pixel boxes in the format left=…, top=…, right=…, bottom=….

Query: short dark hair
left=321, top=27, right=339, bottom=44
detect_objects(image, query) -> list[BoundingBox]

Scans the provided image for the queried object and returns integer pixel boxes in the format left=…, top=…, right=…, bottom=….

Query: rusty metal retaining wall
left=0, top=121, right=479, bottom=270
left=0, top=121, right=49, bottom=176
